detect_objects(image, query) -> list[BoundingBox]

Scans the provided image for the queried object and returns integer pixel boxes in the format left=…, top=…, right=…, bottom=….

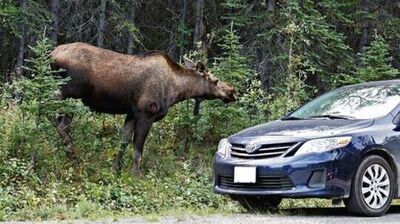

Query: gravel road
left=4, top=206, right=400, bottom=224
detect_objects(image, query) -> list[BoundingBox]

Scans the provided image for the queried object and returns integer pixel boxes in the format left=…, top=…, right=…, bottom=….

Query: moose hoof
left=131, top=168, right=143, bottom=178
left=65, top=147, right=77, bottom=160
left=112, top=161, right=122, bottom=174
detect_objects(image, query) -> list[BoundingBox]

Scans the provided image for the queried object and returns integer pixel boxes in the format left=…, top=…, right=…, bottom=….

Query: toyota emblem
left=245, top=143, right=259, bottom=153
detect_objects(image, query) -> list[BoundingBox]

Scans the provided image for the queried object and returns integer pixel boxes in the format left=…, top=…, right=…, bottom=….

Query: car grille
left=230, top=142, right=298, bottom=159
left=218, top=175, right=294, bottom=190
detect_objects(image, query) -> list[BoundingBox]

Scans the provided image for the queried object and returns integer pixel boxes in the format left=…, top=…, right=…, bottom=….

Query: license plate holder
left=234, top=166, right=256, bottom=183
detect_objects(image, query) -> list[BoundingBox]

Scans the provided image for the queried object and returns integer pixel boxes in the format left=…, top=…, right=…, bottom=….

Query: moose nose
left=223, top=92, right=237, bottom=103
left=232, top=92, right=238, bottom=101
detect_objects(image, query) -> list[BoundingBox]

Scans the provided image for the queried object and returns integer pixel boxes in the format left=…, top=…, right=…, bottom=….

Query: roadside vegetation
left=0, top=0, right=399, bottom=221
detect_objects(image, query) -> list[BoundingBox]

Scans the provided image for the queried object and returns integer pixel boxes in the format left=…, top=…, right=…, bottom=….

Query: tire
left=344, top=155, right=395, bottom=216
left=231, top=195, right=282, bottom=212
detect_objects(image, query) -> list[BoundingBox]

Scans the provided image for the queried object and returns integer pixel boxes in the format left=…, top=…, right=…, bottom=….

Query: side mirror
left=393, top=113, right=400, bottom=126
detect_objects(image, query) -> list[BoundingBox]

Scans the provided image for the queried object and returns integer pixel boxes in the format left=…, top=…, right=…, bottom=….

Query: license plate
left=234, top=166, right=256, bottom=183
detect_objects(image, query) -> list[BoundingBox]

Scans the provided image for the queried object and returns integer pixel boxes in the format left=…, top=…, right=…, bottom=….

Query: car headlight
left=296, top=136, right=352, bottom=156
left=217, top=138, right=231, bottom=158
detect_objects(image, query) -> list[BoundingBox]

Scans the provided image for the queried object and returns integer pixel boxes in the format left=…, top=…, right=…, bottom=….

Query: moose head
left=183, top=57, right=237, bottom=107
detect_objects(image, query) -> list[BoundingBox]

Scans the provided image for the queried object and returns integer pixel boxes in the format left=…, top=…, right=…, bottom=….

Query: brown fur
left=50, top=42, right=237, bottom=175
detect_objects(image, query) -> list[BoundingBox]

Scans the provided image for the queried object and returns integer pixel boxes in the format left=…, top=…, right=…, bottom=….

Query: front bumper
left=213, top=149, right=359, bottom=198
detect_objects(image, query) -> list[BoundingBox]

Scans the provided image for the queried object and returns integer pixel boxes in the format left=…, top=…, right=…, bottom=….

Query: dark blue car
left=213, top=80, right=400, bottom=216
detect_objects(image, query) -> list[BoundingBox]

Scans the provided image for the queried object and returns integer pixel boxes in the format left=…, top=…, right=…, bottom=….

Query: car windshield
left=287, top=83, right=400, bottom=120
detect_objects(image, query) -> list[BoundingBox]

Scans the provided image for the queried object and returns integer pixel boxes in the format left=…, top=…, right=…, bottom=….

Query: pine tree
left=13, top=35, right=78, bottom=120
left=347, top=34, right=399, bottom=84
left=213, top=22, right=251, bottom=86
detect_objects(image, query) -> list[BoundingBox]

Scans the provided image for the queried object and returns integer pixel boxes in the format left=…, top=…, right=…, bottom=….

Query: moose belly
left=81, top=94, right=133, bottom=114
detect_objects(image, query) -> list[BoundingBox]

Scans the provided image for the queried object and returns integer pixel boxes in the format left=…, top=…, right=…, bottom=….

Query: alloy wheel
left=361, top=164, right=390, bottom=209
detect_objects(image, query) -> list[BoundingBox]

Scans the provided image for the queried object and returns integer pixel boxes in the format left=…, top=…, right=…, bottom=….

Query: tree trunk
left=77, top=0, right=83, bottom=41
left=179, top=0, right=188, bottom=56
left=50, top=0, right=60, bottom=43
left=358, top=0, right=369, bottom=61
left=182, top=0, right=190, bottom=152
left=127, top=6, right=136, bottom=54
left=97, top=0, right=107, bottom=47
left=267, top=0, right=275, bottom=11
left=193, top=0, right=204, bottom=49
left=357, top=0, right=369, bottom=66
left=359, top=23, right=369, bottom=52
left=15, top=0, right=27, bottom=77
left=248, top=0, right=262, bottom=11
left=182, top=0, right=188, bottom=21
left=358, top=24, right=369, bottom=52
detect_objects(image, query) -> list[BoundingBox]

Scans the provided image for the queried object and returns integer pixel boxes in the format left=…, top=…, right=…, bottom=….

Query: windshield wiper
left=281, top=116, right=304, bottom=120
left=307, top=114, right=356, bottom=120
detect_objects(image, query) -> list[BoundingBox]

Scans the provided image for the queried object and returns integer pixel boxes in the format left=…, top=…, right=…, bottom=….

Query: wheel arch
left=361, top=146, right=400, bottom=198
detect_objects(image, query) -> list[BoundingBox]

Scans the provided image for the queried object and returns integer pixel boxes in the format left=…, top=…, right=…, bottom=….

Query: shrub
left=345, top=34, right=399, bottom=84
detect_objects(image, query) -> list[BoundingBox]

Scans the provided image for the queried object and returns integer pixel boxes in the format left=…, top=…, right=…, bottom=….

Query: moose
left=50, top=43, right=237, bottom=176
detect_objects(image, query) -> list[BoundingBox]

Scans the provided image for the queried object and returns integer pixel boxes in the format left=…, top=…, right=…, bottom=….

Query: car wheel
left=231, top=195, right=282, bottom=212
left=344, top=155, right=395, bottom=216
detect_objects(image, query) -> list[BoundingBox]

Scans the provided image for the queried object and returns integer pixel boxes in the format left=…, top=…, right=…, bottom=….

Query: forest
left=0, top=0, right=400, bottom=221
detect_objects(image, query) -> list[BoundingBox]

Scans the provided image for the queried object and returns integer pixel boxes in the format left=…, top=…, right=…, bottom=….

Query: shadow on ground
left=274, top=205, right=400, bottom=216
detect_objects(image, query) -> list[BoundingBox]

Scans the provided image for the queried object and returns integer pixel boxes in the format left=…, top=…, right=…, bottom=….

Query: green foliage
left=221, top=0, right=250, bottom=27
left=0, top=0, right=20, bottom=35
left=10, top=36, right=79, bottom=120
left=225, top=0, right=355, bottom=93
left=121, top=21, right=143, bottom=48
left=213, top=23, right=262, bottom=116
left=266, top=74, right=309, bottom=120
left=281, top=1, right=353, bottom=88
left=188, top=23, right=264, bottom=143
left=345, top=34, right=399, bottom=84
left=9, top=1, right=51, bottom=37
left=0, top=36, right=66, bottom=167
left=213, top=22, right=251, bottom=86
left=0, top=104, right=236, bottom=221
left=2, top=36, right=82, bottom=159
left=0, top=157, right=41, bottom=221
left=176, top=21, right=192, bottom=54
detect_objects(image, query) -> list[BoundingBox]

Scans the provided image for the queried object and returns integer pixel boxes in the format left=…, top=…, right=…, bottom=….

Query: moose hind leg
left=48, top=114, right=75, bottom=158
left=132, top=117, right=153, bottom=177
left=59, top=114, right=73, bottom=132
left=113, top=114, right=135, bottom=173
left=30, top=114, right=72, bottom=169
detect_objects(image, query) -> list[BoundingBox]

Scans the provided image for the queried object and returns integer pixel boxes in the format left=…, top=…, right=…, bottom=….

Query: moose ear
left=196, top=61, right=206, bottom=72
left=183, top=57, right=196, bottom=69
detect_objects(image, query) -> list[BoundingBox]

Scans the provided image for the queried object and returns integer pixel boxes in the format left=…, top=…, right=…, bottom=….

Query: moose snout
left=223, top=91, right=238, bottom=103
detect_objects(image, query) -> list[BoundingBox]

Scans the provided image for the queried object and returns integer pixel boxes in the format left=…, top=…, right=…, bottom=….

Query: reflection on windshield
left=290, top=84, right=400, bottom=120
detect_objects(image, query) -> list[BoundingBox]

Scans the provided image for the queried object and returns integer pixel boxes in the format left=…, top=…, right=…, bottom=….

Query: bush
left=345, top=34, right=399, bottom=84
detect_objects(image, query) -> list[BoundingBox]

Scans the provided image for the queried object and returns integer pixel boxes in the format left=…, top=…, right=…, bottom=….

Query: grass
left=0, top=107, right=232, bottom=221
left=2, top=106, right=398, bottom=222
left=7, top=204, right=237, bottom=222
left=1, top=197, right=338, bottom=222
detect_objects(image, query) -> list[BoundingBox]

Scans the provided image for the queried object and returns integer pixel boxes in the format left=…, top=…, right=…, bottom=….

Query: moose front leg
left=113, top=114, right=135, bottom=173
left=132, top=117, right=153, bottom=176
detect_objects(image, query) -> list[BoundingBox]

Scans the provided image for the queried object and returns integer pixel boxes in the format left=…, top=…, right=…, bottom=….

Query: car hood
left=229, top=119, right=374, bottom=143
